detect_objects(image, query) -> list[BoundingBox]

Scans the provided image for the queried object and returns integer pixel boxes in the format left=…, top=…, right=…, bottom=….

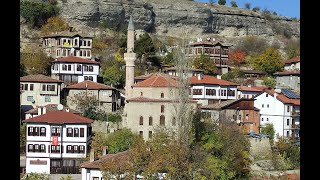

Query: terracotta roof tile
left=22, top=111, right=94, bottom=124
left=52, top=56, right=100, bottom=64
left=163, top=67, right=204, bottom=72
left=25, top=104, right=80, bottom=114
left=133, top=73, right=178, bottom=87
left=190, top=75, right=238, bottom=86
left=127, top=97, right=197, bottom=103
left=201, top=99, right=240, bottom=110
left=250, top=86, right=269, bottom=91
left=274, top=70, right=300, bottom=76
left=134, top=73, right=154, bottom=80
left=20, top=74, right=64, bottom=83
left=237, top=86, right=263, bottom=92
left=285, top=56, right=300, bottom=64
left=264, top=89, right=300, bottom=105
left=65, top=80, right=114, bottom=90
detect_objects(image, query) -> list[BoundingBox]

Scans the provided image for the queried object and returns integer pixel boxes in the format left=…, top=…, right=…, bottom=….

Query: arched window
left=161, top=105, right=165, bottom=113
left=161, top=93, right=164, bottom=98
left=149, top=117, right=153, bottom=126
left=160, top=115, right=165, bottom=126
left=139, top=116, right=143, bottom=125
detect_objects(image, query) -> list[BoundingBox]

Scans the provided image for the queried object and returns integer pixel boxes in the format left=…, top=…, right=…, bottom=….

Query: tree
left=20, top=123, right=27, bottom=154
left=209, top=0, right=216, bottom=5
left=20, top=173, right=50, bottom=180
left=59, top=175, right=73, bottom=180
left=249, top=47, right=284, bottom=75
left=245, top=3, right=251, bottom=9
left=102, top=64, right=125, bottom=88
left=262, top=76, right=276, bottom=88
left=106, top=128, right=137, bottom=154
left=261, top=123, right=275, bottom=141
left=218, top=0, right=226, bottom=5
left=284, top=38, right=300, bottom=59
left=20, top=46, right=52, bottom=75
left=91, top=131, right=108, bottom=157
left=162, top=51, right=174, bottom=66
left=230, top=1, right=237, bottom=7
left=69, top=91, right=99, bottom=113
left=238, top=36, right=268, bottom=56
left=229, top=48, right=246, bottom=66
left=252, top=6, right=261, bottom=12
left=192, top=54, right=218, bottom=75
left=20, top=1, right=60, bottom=28
left=41, top=16, right=69, bottom=35
left=134, top=33, right=156, bottom=61
left=20, top=63, right=28, bottom=77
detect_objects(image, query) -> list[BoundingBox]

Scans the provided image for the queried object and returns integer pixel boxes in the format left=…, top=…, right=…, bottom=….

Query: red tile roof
left=133, top=73, right=178, bottom=87
left=20, top=74, right=64, bottom=83
left=52, top=56, right=100, bottom=64
left=251, top=86, right=269, bottom=91
left=274, top=70, right=300, bottom=76
left=80, top=150, right=130, bottom=169
left=264, top=89, right=300, bottom=106
left=237, top=86, right=263, bottom=92
left=127, top=97, right=197, bottom=103
left=22, top=111, right=94, bottom=124
left=285, top=56, right=300, bottom=64
left=190, top=75, right=238, bottom=86
left=25, top=104, right=80, bottom=114
left=65, top=80, right=114, bottom=90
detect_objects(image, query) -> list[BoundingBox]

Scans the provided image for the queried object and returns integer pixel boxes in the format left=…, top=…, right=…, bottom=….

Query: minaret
left=124, top=16, right=136, bottom=99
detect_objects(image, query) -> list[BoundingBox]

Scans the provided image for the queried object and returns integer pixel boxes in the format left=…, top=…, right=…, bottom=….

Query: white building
left=284, top=56, right=300, bottom=71
left=22, top=111, right=94, bottom=174
left=51, top=56, right=100, bottom=84
left=237, top=85, right=267, bottom=99
left=254, top=89, right=300, bottom=140
left=25, top=104, right=80, bottom=120
left=190, top=74, right=238, bottom=105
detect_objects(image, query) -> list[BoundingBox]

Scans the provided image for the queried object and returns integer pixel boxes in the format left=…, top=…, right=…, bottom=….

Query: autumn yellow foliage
left=41, top=16, right=70, bottom=35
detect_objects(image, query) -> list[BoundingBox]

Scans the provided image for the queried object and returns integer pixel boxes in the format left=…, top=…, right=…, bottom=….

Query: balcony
left=291, top=111, right=300, bottom=117
left=290, top=124, right=300, bottom=129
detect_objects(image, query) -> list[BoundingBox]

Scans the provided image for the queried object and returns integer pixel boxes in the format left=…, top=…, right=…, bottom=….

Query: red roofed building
left=189, top=74, right=238, bottom=105
left=51, top=56, right=100, bottom=84
left=64, top=80, right=121, bottom=113
left=123, top=73, right=198, bottom=141
left=22, top=111, right=94, bottom=174
left=237, top=85, right=265, bottom=99
left=284, top=56, right=300, bottom=71
left=254, top=89, right=300, bottom=140
left=274, top=56, right=300, bottom=91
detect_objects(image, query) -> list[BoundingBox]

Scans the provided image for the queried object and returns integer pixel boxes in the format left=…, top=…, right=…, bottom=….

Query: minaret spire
left=124, top=16, right=136, bottom=99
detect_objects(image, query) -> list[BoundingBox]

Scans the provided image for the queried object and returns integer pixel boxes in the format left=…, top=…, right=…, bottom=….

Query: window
left=286, top=131, right=289, bottom=137
left=261, top=118, right=264, bottom=121
left=89, top=76, right=93, bottom=81
left=45, top=96, right=51, bottom=102
left=89, top=66, right=93, bottom=72
left=67, top=145, right=73, bottom=153
left=28, top=144, right=33, bottom=152
left=40, top=144, right=46, bottom=153
left=93, top=177, right=99, bottom=180
left=51, top=145, right=61, bottom=153
left=67, top=128, right=73, bottom=137
left=262, top=104, right=264, bottom=108
left=139, top=131, right=143, bottom=137
left=88, top=41, right=91, bottom=46
left=161, top=93, right=164, bottom=98
left=267, top=104, right=269, bottom=108
left=74, top=128, right=79, bottom=137
left=30, top=84, right=34, bottom=91
left=24, top=84, right=28, bottom=91
left=87, top=51, right=91, bottom=57
left=161, top=105, right=165, bottom=113
left=51, top=127, right=61, bottom=136
left=287, top=105, right=290, bottom=112
left=79, top=145, right=85, bottom=153
left=83, top=65, right=88, bottom=71
left=28, top=127, right=34, bottom=136
left=140, top=92, right=143, bottom=96
left=160, top=115, right=165, bottom=126
left=139, top=116, right=143, bottom=125
left=84, top=76, right=88, bottom=80
left=73, top=145, right=79, bottom=153
left=77, top=65, right=81, bottom=71
left=80, top=50, right=82, bottom=56
left=149, top=131, right=153, bottom=139
left=266, top=94, right=268, bottom=97
left=27, top=96, right=33, bottom=102
left=172, top=117, right=176, bottom=126
left=40, top=127, right=46, bottom=136
left=193, top=89, right=203, bottom=95
left=206, top=89, right=216, bottom=96
left=287, top=119, right=290, bottom=125
left=68, top=65, right=71, bottom=71
left=74, top=39, right=78, bottom=46
left=42, top=84, right=46, bottom=91
left=80, top=128, right=84, bottom=137
left=267, top=118, right=269, bottom=121
left=34, top=144, right=39, bottom=152
left=149, top=117, right=153, bottom=126
left=62, top=64, right=67, bottom=70
left=245, top=114, right=249, bottom=120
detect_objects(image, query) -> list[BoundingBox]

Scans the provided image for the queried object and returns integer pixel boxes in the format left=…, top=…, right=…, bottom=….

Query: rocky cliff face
left=57, top=0, right=299, bottom=38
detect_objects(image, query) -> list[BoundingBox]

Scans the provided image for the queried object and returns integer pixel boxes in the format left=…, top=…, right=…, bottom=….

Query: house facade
left=274, top=56, right=300, bottom=91
left=123, top=73, right=198, bottom=141
left=254, top=89, right=300, bottom=140
left=42, top=31, right=93, bottom=59
left=22, top=111, right=93, bottom=174
left=185, top=39, right=231, bottom=75
left=237, top=85, right=264, bottom=99
left=201, top=98, right=260, bottom=134
left=284, top=56, right=300, bottom=71
left=190, top=74, right=238, bottom=105
left=64, top=80, right=121, bottom=113
left=51, top=56, right=100, bottom=84
left=20, top=74, right=64, bottom=111
left=163, top=67, right=204, bottom=78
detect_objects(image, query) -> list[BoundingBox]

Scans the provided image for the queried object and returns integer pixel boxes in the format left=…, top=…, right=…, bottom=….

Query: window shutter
left=48, top=145, right=50, bottom=153
left=80, top=128, right=84, bottom=137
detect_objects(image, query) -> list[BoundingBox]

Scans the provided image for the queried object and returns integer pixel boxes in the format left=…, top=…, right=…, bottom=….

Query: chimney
left=197, top=74, right=202, bottom=80
left=90, top=148, right=95, bottom=162
left=38, top=107, right=42, bottom=115
left=274, top=89, right=281, bottom=98
left=42, top=107, right=46, bottom=114
left=216, top=75, right=221, bottom=79
left=102, top=146, right=107, bottom=156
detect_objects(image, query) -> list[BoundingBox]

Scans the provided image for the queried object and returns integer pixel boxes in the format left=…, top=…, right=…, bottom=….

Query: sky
left=194, top=0, right=300, bottom=18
